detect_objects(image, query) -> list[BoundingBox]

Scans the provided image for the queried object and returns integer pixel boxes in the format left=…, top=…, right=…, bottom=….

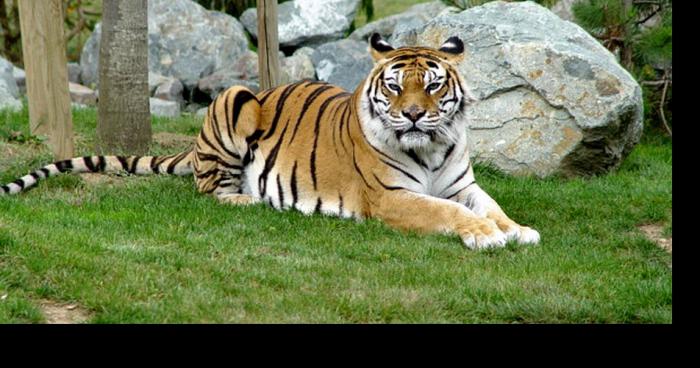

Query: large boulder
left=310, top=39, right=373, bottom=93
left=0, top=57, right=22, bottom=111
left=391, top=1, right=643, bottom=177
left=80, top=0, right=249, bottom=91
left=240, top=0, right=360, bottom=48
left=350, top=1, right=458, bottom=42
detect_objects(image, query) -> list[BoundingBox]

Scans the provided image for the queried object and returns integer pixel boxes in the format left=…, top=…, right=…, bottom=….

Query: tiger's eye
left=426, top=83, right=441, bottom=93
left=387, top=84, right=401, bottom=93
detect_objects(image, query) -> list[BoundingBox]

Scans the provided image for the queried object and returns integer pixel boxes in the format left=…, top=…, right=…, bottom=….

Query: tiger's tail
left=0, top=150, right=194, bottom=195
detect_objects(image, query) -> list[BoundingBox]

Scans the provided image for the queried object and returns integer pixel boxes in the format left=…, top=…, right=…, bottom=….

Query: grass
left=354, top=0, right=437, bottom=29
left=0, top=106, right=672, bottom=323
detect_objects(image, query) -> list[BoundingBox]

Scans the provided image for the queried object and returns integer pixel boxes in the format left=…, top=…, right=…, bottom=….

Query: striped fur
left=1, top=34, right=540, bottom=249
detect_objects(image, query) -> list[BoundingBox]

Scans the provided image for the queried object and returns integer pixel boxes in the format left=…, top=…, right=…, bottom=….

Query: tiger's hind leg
left=193, top=86, right=262, bottom=205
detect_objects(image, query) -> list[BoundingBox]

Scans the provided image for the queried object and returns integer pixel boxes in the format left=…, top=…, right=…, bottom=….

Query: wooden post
left=257, top=0, right=281, bottom=90
left=18, top=0, right=74, bottom=160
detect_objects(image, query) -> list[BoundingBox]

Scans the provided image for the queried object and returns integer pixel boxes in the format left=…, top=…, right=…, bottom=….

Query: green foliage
left=572, top=0, right=672, bottom=137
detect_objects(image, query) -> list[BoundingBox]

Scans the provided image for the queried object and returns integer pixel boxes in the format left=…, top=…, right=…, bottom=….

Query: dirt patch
left=638, top=224, right=672, bottom=253
left=39, top=299, right=91, bottom=324
left=78, top=172, right=127, bottom=187
left=153, top=132, right=194, bottom=151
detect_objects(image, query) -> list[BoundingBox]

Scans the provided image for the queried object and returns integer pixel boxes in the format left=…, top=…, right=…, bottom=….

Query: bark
left=96, top=0, right=151, bottom=155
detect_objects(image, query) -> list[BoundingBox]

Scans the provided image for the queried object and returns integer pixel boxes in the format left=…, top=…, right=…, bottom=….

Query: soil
left=39, top=299, right=91, bottom=324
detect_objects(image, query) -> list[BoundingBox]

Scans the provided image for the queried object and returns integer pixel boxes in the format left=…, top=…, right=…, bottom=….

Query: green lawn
left=0, top=106, right=672, bottom=323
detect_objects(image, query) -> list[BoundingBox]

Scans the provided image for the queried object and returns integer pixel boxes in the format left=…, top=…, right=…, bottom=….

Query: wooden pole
left=18, top=0, right=74, bottom=160
left=257, top=0, right=281, bottom=90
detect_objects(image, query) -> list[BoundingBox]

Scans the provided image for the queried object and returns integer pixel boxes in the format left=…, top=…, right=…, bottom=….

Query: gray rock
left=150, top=97, right=180, bottom=117
left=197, top=69, right=260, bottom=101
left=154, top=78, right=185, bottom=106
left=148, top=72, right=172, bottom=95
left=195, top=106, right=208, bottom=117
left=310, top=39, right=373, bottom=92
left=80, top=22, right=101, bottom=89
left=69, top=82, right=97, bottom=106
left=350, top=1, right=458, bottom=41
left=67, top=62, right=82, bottom=84
left=280, top=52, right=316, bottom=84
left=0, top=57, right=21, bottom=111
left=293, top=47, right=315, bottom=59
left=391, top=1, right=643, bottom=177
left=241, top=0, right=360, bottom=48
left=81, top=0, right=249, bottom=90
left=12, top=66, right=25, bottom=95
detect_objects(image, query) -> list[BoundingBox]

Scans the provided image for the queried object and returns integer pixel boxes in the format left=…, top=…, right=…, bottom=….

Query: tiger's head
left=359, top=33, right=474, bottom=152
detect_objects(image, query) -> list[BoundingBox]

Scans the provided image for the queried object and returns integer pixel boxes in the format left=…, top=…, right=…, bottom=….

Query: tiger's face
left=361, top=34, right=473, bottom=151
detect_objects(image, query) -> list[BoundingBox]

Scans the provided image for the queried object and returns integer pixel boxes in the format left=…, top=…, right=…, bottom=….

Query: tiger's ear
left=438, top=36, right=465, bottom=63
left=369, top=33, right=395, bottom=62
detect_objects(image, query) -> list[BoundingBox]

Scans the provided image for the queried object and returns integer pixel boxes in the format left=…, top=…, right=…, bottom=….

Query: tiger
left=1, top=33, right=540, bottom=250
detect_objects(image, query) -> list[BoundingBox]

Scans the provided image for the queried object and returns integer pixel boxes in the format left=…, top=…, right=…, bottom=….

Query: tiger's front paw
left=458, top=219, right=508, bottom=250
left=217, top=193, right=260, bottom=206
left=516, top=226, right=540, bottom=245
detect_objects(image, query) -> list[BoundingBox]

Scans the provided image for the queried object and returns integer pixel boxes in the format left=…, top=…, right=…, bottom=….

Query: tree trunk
left=621, top=0, right=634, bottom=69
left=257, top=0, right=280, bottom=90
left=18, top=0, right=74, bottom=160
left=96, top=0, right=151, bottom=155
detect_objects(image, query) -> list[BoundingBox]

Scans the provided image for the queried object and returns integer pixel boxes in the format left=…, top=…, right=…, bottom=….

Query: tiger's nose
left=402, top=105, right=426, bottom=123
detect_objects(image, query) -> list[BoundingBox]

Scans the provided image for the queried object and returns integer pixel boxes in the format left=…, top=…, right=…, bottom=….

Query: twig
left=659, top=71, right=672, bottom=138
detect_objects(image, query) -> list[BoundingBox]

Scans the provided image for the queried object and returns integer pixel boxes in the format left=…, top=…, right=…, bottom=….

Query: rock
left=196, top=69, right=260, bottom=101
left=148, top=72, right=172, bottom=95
left=154, top=78, right=185, bottom=106
left=350, top=1, right=458, bottom=41
left=67, top=62, right=82, bottom=84
left=310, top=39, right=373, bottom=92
left=0, top=57, right=21, bottom=111
left=240, top=0, right=360, bottom=48
left=195, top=106, right=208, bottom=117
left=12, top=66, right=25, bottom=95
left=69, top=82, right=97, bottom=106
left=80, top=22, right=101, bottom=89
left=391, top=1, right=643, bottom=177
left=80, top=0, right=249, bottom=90
left=293, top=47, right=315, bottom=59
left=551, top=0, right=577, bottom=22
left=280, top=52, right=316, bottom=84
left=150, top=97, right=180, bottom=118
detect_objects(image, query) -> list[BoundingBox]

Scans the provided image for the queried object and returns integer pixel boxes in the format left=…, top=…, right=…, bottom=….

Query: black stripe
left=117, top=156, right=130, bottom=171
left=276, top=174, right=285, bottom=208
left=372, top=173, right=405, bottom=191
left=263, top=81, right=305, bottom=140
left=314, top=198, right=323, bottom=213
left=289, top=85, right=335, bottom=144
left=352, top=148, right=375, bottom=191
left=40, top=168, right=50, bottom=177
left=197, top=129, right=241, bottom=160
left=129, top=156, right=141, bottom=174
left=1, top=185, right=9, bottom=193
left=380, top=159, right=421, bottom=185
left=166, top=150, right=191, bottom=174
left=56, top=159, right=73, bottom=173
left=245, top=129, right=265, bottom=144
left=230, top=89, right=257, bottom=134
left=290, top=161, right=298, bottom=208
left=12, top=179, right=24, bottom=189
left=150, top=156, right=161, bottom=174
left=446, top=162, right=471, bottom=189
left=30, top=172, right=40, bottom=181
left=391, top=63, right=406, bottom=70
left=258, top=120, right=290, bottom=196
left=97, top=156, right=106, bottom=172
left=208, top=98, right=241, bottom=160
left=310, top=92, right=348, bottom=190
left=338, top=194, right=344, bottom=215
left=406, top=150, right=429, bottom=170
left=445, top=180, right=476, bottom=200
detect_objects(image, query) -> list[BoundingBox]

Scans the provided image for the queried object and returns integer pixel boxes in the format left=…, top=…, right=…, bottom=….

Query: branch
left=659, top=73, right=672, bottom=138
